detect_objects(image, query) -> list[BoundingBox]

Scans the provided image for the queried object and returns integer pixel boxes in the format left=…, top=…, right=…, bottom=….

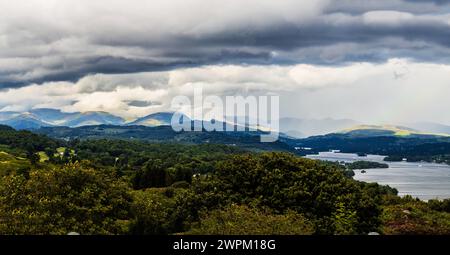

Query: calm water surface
left=306, top=152, right=450, bottom=200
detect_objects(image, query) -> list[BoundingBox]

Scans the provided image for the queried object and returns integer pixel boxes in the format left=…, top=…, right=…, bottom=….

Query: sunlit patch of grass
left=394, top=130, right=412, bottom=136
left=56, top=147, right=66, bottom=153
left=0, top=150, right=32, bottom=175
left=38, top=151, right=49, bottom=162
left=54, top=147, right=66, bottom=158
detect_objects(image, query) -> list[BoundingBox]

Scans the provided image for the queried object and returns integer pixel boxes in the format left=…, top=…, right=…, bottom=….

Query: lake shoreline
left=305, top=151, right=450, bottom=200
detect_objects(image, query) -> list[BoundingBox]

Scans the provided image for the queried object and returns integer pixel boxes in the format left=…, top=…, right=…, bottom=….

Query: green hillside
left=0, top=151, right=31, bottom=175
left=0, top=124, right=449, bottom=235
left=341, top=125, right=450, bottom=137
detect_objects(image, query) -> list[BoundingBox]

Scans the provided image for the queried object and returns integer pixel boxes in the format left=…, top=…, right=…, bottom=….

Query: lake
left=305, top=152, right=450, bottom=200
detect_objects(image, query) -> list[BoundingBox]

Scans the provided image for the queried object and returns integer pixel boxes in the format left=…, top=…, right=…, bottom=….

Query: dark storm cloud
left=0, top=51, right=272, bottom=89
left=324, top=0, right=450, bottom=14
left=404, top=0, right=450, bottom=5
left=1, top=0, right=450, bottom=88
left=175, top=17, right=450, bottom=65
left=125, top=100, right=162, bottom=107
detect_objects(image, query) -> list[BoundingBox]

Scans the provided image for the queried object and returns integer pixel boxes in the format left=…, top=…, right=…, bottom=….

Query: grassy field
left=0, top=151, right=31, bottom=175
left=37, top=151, right=50, bottom=162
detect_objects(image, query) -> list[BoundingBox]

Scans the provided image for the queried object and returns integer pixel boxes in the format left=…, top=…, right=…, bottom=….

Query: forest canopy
left=0, top=125, right=449, bottom=235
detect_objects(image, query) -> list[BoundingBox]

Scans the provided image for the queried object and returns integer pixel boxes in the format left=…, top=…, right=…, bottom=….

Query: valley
left=1, top=121, right=450, bottom=235
left=2, top=112, right=450, bottom=235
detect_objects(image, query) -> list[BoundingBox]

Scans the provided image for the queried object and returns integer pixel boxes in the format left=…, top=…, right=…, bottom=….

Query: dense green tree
left=188, top=152, right=382, bottom=234
left=0, top=163, right=132, bottom=235
left=0, top=125, right=60, bottom=155
left=187, top=204, right=314, bottom=235
left=129, top=189, right=177, bottom=234
left=381, top=195, right=450, bottom=235
left=346, top=161, right=389, bottom=170
left=133, top=159, right=167, bottom=189
left=2, top=125, right=449, bottom=235
left=428, top=199, right=450, bottom=213
left=26, top=150, right=40, bottom=165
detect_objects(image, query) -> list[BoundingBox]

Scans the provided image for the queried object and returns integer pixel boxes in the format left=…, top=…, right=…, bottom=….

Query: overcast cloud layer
left=1, top=0, right=450, bottom=124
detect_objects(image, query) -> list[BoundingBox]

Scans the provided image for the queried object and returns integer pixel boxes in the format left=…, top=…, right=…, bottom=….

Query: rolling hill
left=340, top=125, right=450, bottom=137
left=35, top=125, right=297, bottom=153
left=63, top=112, right=125, bottom=127
left=127, top=112, right=177, bottom=126
left=407, top=122, right=450, bottom=136
left=292, top=126, right=450, bottom=164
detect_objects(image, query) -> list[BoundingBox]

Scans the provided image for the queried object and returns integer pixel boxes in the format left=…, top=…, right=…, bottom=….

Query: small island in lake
left=346, top=161, right=389, bottom=170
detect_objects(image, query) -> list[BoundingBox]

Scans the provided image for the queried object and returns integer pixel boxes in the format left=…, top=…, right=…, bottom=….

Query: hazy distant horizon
left=3, top=106, right=450, bottom=132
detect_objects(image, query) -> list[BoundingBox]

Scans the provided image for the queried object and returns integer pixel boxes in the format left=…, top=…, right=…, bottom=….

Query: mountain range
left=0, top=109, right=124, bottom=129
left=3, top=108, right=450, bottom=165
left=1, top=108, right=450, bottom=138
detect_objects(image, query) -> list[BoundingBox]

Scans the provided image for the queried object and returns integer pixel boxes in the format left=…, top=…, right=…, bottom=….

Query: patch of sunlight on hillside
left=0, top=151, right=31, bottom=175
left=342, top=124, right=450, bottom=137
left=38, top=151, right=49, bottom=162
left=56, top=147, right=66, bottom=153
left=394, top=130, right=412, bottom=136
left=143, top=119, right=164, bottom=126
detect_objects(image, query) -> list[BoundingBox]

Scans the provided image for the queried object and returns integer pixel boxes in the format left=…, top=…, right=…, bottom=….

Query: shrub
left=0, top=163, right=131, bottom=235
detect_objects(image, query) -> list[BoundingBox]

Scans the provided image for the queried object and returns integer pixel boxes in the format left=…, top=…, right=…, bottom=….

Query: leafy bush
left=428, top=199, right=450, bottom=213
left=381, top=195, right=450, bottom=235
left=187, top=204, right=314, bottom=235
left=188, top=152, right=383, bottom=234
left=0, top=163, right=132, bottom=235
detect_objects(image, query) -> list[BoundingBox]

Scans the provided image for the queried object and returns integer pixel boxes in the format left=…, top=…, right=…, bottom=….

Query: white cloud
left=1, top=59, right=450, bottom=124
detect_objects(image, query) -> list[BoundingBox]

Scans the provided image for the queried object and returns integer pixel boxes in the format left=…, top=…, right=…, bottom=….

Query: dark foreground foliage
left=0, top=125, right=449, bottom=235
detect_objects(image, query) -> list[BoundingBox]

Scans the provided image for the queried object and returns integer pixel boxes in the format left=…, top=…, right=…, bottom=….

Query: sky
left=0, top=0, right=450, bottom=124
